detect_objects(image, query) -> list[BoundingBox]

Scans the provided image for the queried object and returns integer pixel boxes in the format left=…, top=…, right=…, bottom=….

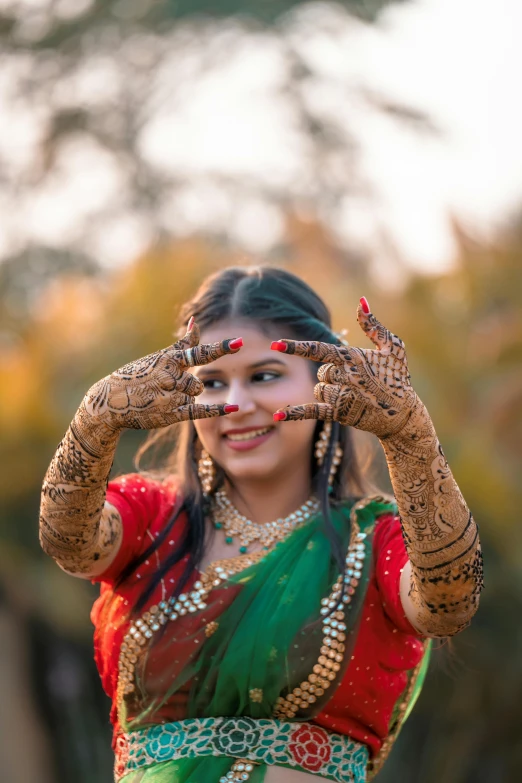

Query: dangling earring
left=315, top=420, right=343, bottom=486
left=198, top=449, right=216, bottom=495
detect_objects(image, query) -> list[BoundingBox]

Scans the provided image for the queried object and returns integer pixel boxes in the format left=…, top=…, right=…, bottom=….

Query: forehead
left=195, top=320, right=296, bottom=373
left=199, top=319, right=277, bottom=345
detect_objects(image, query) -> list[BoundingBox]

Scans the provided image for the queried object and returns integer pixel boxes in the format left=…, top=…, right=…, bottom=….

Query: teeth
left=226, top=427, right=272, bottom=442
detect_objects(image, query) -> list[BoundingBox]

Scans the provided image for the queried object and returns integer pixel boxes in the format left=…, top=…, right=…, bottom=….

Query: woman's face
left=192, top=321, right=318, bottom=487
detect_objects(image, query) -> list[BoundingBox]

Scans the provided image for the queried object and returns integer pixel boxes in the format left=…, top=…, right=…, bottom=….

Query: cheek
left=193, top=418, right=220, bottom=450
left=282, top=419, right=317, bottom=451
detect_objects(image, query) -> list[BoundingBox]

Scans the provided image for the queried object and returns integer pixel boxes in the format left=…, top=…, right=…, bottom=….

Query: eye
left=252, top=371, right=281, bottom=383
left=202, top=378, right=226, bottom=390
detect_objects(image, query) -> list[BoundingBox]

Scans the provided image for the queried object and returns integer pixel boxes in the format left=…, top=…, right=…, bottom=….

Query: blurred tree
left=3, top=0, right=409, bottom=52
left=374, top=215, right=522, bottom=782
left=0, top=0, right=432, bottom=274
left=0, top=247, right=101, bottom=334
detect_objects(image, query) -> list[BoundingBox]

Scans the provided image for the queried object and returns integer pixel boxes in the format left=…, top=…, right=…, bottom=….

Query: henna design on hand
left=272, top=301, right=483, bottom=636
left=272, top=307, right=415, bottom=438
left=39, top=320, right=241, bottom=575
left=85, top=322, right=241, bottom=431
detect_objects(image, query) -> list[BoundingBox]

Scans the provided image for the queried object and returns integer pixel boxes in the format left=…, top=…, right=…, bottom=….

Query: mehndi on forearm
left=39, top=401, right=122, bottom=575
left=380, top=399, right=483, bottom=636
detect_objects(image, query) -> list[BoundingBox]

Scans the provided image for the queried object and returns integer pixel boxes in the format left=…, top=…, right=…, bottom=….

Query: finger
left=176, top=371, right=204, bottom=397
left=271, top=339, right=351, bottom=367
left=273, top=403, right=334, bottom=422
left=357, top=298, right=404, bottom=355
left=316, top=363, right=347, bottom=385
left=177, top=393, right=195, bottom=406
left=173, top=317, right=201, bottom=351
left=314, top=382, right=342, bottom=406
left=175, top=403, right=239, bottom=421
left=175, top=337, right=243, bottom=370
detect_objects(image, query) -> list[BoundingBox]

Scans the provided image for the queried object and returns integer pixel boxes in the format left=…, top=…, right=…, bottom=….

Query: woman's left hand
left=271, top=297, right=427, bottom=440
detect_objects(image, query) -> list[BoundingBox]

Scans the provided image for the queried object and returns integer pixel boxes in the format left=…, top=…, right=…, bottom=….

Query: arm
left=39, top=403, right=123, bottom=578
left=39, top=320, right=241, bottom=578
left=271, top=298, right=483, bottom=638
left=380, top=399, right=483, bottom=637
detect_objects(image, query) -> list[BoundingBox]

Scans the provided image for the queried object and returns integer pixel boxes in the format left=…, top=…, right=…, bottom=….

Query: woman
left=39, top=266, right=483, bottom=783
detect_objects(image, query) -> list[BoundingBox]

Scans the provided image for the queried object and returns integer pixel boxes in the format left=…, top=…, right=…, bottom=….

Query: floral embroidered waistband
left=114, top=716, right=369, bottom=782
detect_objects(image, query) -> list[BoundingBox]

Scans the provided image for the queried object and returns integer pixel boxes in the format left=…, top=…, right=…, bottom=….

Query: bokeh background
left=1, top=0, right=521, bottom=780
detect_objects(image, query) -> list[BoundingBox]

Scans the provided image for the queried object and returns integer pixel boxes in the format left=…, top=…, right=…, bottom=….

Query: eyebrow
left=196, top=357, right=287, bottom=377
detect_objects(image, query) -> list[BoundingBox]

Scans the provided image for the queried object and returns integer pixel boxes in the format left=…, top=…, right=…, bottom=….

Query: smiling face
left=192, top=320, right=318, bottom=489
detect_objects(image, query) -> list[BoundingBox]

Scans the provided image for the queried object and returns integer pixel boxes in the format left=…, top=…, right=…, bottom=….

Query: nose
left=225, top=378, right=256, bottom=415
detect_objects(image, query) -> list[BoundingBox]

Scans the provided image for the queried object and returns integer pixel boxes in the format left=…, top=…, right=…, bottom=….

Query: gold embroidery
left=249, top=688, right=263, bottom=703
left=205, top=621, right=219, bottom=637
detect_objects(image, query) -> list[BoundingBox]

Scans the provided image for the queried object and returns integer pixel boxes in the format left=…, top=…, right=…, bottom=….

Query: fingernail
left=271, top=341, right=287, bottom=352
left=360, top=297, right=370, bottom=314
left=229, top=338, right=243, bottom=350
left=224, top=404, right=239, bottom=413
left=187, top=316, right=195, bottom=331
left=273, top=411, right=287, bottom=421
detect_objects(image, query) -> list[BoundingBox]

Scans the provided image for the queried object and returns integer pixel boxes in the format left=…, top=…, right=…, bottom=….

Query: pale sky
left=1, top=0, right=521, bottom=276
left=346, top=0, right=522, bottom=272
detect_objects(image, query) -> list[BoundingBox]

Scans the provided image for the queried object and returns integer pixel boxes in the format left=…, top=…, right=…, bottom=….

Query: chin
left=221, top=458, right=281, bottom=483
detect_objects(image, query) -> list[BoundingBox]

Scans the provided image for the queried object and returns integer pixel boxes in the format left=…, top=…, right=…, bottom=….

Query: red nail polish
left=273, top=411, right=286, bottom=421
left=360, top=297, right=370, bottom=314
left=271, top=341, right=287, bottom=352
left=229, top=338, right=243, bottom=350
left=224, top=404, right=239, bottom=413
left=187, top=316, right=195, bottom=331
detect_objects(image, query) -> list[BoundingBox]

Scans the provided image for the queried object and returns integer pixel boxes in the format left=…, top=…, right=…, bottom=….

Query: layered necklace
left=210, top=489, right=321, bottom=554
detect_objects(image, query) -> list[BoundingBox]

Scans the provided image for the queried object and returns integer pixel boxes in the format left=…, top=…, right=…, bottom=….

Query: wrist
left=73, top=400, right=121, bottom=456
left=379, top=397, right=436, bottom=449
left=83, top=379, right=125, bottom=433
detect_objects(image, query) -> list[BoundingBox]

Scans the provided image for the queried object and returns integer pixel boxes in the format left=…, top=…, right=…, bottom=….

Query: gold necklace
left=210, top=489, right=321, bottom=553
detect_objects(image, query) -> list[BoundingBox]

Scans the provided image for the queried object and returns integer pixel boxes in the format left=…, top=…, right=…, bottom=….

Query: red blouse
left=91, top=473, right=425, bottom=758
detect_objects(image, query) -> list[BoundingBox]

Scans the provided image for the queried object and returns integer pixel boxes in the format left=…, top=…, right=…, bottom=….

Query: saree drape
left=109, top=497, right=429, bottom=783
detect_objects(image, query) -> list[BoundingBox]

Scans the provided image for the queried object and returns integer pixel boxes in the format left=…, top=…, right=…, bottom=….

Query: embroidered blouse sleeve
left=90, top=474, right=167, bottom=585
left=373, top=513, right=426, bottom=636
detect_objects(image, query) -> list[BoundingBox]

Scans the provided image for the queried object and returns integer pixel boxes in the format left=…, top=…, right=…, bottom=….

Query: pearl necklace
left=210, top=489, right=321, bottom=553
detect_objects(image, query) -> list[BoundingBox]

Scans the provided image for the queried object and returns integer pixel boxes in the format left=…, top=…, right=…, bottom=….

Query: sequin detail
left=220, top=758, right=257, bottom=782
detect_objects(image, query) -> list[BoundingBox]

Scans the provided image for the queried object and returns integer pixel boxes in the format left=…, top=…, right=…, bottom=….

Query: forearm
left=39, top=400, right=122, bottom=574
left=380, top=398, right=483, bottom=636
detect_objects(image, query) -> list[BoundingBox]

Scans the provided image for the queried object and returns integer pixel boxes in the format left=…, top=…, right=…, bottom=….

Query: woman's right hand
left=83, top=319, right=242, bottom=431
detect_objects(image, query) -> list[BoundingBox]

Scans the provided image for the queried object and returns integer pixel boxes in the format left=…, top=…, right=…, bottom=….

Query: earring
left=198, top=449, right=216, bottom=495
left=315, top=421, right=343, bottom=486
